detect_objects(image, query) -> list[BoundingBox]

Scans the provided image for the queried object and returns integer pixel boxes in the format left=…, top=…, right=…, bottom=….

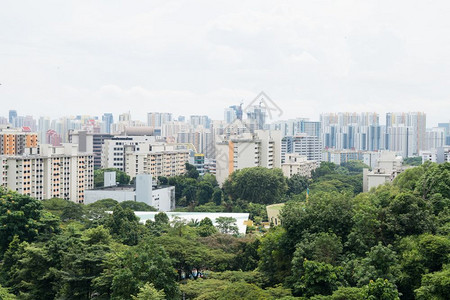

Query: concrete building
left=271, top=118, right=321, bottom=137
left=0, top=144, right=94, bottom=203
left=425, top=127, right=445, bottom=150
left=0, top=128, right=38, bottom=155
left=282, top=134, right=322, bottom=163
left=322, top=149, right=365, bottom=165
left=69, top=130, right=114, bottom=169
left=281, top=153, right=319, bottom=178
left=215, top=130, right=282, bottom=185
left=420, top=146, right=450, bottom=164
left=386, top=112, right=427, bottom=156
left=147, top=112, right=173, bottom=128
left=102, top=113, right=114, bottom=134
left=85, top=173, right=175, bottom=211
left=363, top=151, right=405, bottom=192
left=101, top=136, right=157, bottom=171
left=123, top=143, right=189, bottom=179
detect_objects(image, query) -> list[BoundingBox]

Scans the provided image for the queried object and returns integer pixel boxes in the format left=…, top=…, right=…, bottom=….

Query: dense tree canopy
left=0, top=162, right=449, bottom=299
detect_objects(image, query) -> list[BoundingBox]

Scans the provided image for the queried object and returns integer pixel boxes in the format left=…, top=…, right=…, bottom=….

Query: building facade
left=0, top=144, right=94, bottom=203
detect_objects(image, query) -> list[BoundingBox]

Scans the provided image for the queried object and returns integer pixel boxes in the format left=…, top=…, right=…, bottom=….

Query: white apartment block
left=124, top=143, right=189, bottom=179
left=282, top=134, right=322, bottom=163
left=215, top=130, right=282, bottom=185
left=0, top=144, right=94, bottom=203
left=101, top=136, right=157, bottom=171
left=281, top=154, right=319, bottom=178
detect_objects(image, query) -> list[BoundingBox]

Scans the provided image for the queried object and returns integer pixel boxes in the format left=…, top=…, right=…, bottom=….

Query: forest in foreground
left=0, top=161, right=449, bottom=299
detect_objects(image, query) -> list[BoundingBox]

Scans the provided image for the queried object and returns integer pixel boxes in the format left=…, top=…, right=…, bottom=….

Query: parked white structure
left=281, top=154, right=319, bottom=178
left=0, top=144, right=94, bottom=203
left=215, top=130, right=282, bottom=185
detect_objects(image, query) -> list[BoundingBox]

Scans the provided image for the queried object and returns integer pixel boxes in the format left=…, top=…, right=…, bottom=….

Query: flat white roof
left=134, top=211, right=250, bottom=235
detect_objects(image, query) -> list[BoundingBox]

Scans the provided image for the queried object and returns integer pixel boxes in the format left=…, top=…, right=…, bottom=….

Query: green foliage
left=197, top=181, right=214, bottom=205
left=365, top=278, right=400, bottom=300
left=94, top=168, right=130, bottom=187
left=403, top=156, right=423, bottom=166
left=0, top=284, right=16, bottom=300
left=287, top=174, right=308, bottom=195
left=131, top=282, right=166, bottom=300
left=105, top=205, right=142, bottom=245
left=0, top=189, right=60, bottom=255
left=185, top=162, right=200, bottom=179
left=296, top=260, right=344, bottom=297
left=119, top=200, right=157, bottom=211
left=215, top=217, right=238, bottom=235
left=415, top=265, right=450, bottom=300
left=223, top=167, right=287, bottom=204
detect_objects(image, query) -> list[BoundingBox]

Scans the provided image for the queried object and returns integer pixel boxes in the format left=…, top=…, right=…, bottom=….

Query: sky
left=1, top=0, right=450, bottom=126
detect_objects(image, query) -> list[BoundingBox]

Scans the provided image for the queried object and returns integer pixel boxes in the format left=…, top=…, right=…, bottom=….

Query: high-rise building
left=438, top=122, right=450, bottom=145
left=189, top=115, right=210, bottom=129
left=124, top=144, right=189, bottom=179
left=215, top=130, right=282, bottom=185
left=224, top=105, right=243, bottom=124
left=281, top=134, right=322, bottom=162
left=246, top=105, right=266, bottom=130
left=0, top=144, right=94, bottom=203
left=8, top=110, right=17, bottom=126
left=0, top=128, right=38, bottom=155
left=271, top=118, right=321, bottom=137
left=102, top=113, right=114, bottom=134
left=101, top=136, right=158, bottom=171
left=46, top=129, right=62, bottom=147
left=386, top=112, right=426, bottom=156
left=147, top=112, right=173, bottom=128
left=69, top=130, right=114, bottom=169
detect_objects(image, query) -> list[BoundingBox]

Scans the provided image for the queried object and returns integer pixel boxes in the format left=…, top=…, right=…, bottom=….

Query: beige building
left=0, top=144, right=94, bottom=203
left=215, top=130, right=282, bottom=185
left=282, top=153, right=319, bottom=178
left=124, top=143, right=189, bottom=179
left=0, top=127, right=38, bottom=155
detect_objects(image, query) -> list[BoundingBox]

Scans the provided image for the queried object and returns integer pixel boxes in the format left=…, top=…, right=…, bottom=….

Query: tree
left=0, top=285, right=15, bottom=300
left=94, top=168, right=130, bottom=187
left=119, top=201, right=157, bottom=211
left=281, top=192, right=354, bottom=249
left=0, top=189, right=60, bottom=255
left=198, top=217, right=218, bottom=237
left=352, top=243, right=400, bottom=287
left=258, top=227, right=292, bottom=285
left=215, top=217, right=239, bottom=235
left=105, top=205, right=141, bottom=245
left=297, top=260, right=344, bottom=297
left=131, top=282, right=166, bottom=300
left=212, top=187, right=223, bottom=205
left=157, top=176, right=168, bottom=185
left=104, top=242, right=179, bottom=299
left=185, top=163, right=199, bottom=179
left=60, top=200, right=85, bottom=221
left=364, top=278, right=400, bottom=300
left=197, top=182, right=214, bottom=205
left=415, top=265, right=450, bottom=300
left=287, top=174, right=308, bottom=195
left=223, top=167, right=287, bottom=204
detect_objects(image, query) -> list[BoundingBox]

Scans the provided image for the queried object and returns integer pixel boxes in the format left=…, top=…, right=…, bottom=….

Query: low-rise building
left=84, top=173, right=175, bottom=211
left=363, top=151, right=405, bottom=192
left=281, top=154, right=319, bottom=178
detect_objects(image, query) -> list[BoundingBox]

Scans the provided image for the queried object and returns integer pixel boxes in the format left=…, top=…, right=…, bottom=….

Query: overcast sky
left=1, top=0, right=449, bottom=126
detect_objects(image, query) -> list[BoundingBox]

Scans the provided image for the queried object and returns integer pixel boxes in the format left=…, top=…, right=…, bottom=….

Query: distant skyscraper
left=102, top=113, right=114, bottom=134
left=386, top=112, right=426, bottom=156
left=190, top=115, right=210, bottom=129
left=147, top=112, right=173, bottom=128
left=246, top=105, right=266, bottom=130
left=8, top=110, right=17, bottom=126
left=224, top=105, right=243, bottom=124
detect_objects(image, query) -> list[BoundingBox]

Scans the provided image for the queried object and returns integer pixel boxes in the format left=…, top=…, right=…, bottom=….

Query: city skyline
left=1, top=1, right=450, bottom=125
